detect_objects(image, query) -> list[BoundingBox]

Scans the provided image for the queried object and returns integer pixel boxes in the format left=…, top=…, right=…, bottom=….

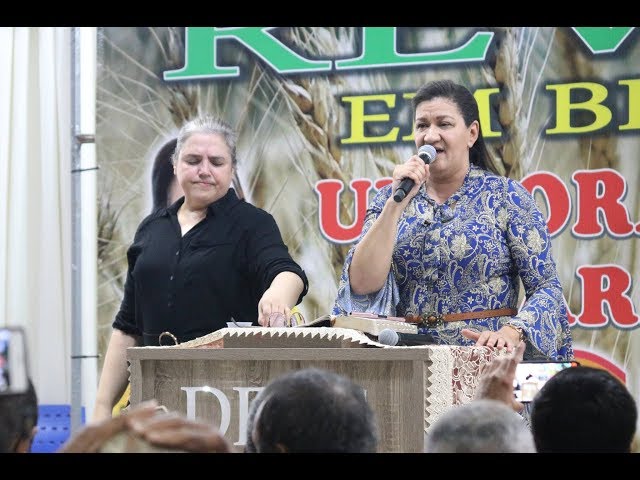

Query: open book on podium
left=301, top=313, right=418, bottom=335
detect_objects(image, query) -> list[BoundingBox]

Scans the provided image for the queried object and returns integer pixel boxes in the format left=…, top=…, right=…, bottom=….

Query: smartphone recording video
left=0, top=327, right=29, bottom=395
left=513, top=361, right=579, bottom=403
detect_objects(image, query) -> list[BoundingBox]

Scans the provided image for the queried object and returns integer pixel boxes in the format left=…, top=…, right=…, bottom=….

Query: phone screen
left=513, top=361, right=579, bottom=402
left=0, top=327, right=29, bottom=395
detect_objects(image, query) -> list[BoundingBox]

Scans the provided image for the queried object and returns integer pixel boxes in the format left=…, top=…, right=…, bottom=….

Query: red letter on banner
left=572, top=169, right=635, bottom=237
left=316, top=179, right=373, bottom=243
left=574, top=265, right=639, bottom=327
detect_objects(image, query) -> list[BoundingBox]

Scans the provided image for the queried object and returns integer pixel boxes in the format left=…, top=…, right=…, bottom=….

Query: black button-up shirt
left=113, top=189, right=308, bottom=345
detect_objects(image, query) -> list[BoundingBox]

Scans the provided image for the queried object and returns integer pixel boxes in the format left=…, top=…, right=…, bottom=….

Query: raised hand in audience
left=474, top=340, right=525, bottom=412
left=58, top=400, right=231, bottom=453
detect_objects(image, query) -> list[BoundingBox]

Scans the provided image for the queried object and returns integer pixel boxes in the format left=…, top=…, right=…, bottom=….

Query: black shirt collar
left=165, top=188, right=242, bottom=217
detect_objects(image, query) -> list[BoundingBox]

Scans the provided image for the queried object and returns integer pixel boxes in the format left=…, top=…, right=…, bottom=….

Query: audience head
left=0, top=378, right=38, bottom=453
left=425, top=399, right=536, bottom=453
left=247, top=367, right=378, bottom=453
left=531, top=366, right=637, bottom=453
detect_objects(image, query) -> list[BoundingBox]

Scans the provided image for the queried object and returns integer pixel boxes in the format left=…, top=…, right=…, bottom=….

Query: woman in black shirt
left=92, top=115, right=308, bottom=421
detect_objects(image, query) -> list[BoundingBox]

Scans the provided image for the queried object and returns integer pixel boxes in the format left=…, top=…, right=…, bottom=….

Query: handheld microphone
left=393, top=144, right=437, bottom=203
left=377, top=328, right=436, bottom=347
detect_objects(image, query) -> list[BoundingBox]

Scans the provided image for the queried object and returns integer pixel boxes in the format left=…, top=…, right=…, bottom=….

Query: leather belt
left=405, top=308, right=517, bottom=328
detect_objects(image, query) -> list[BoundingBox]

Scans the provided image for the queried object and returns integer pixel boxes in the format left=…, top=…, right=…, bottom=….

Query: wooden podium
left=127, top=327, right=500, bottom=453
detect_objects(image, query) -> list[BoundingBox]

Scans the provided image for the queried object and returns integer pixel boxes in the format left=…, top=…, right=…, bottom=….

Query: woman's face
left=414, top=97, right=478, bottom=177
left=174, top=132, right=234, bottom=208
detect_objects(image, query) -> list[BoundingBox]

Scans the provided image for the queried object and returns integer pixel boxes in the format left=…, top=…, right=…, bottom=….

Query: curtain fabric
left=0, top=27, right=72, bottom=403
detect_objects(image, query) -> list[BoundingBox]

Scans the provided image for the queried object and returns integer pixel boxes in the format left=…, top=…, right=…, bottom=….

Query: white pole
left=71, top=26, right=97, bottom=430
left=79, top=26, right=97, bottom=424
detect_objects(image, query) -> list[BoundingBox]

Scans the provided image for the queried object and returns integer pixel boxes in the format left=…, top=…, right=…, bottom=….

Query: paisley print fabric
left=333, top=165, right=573, bottom=360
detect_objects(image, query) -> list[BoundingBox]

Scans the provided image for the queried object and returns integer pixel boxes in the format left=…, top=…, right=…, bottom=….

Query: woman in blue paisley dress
left=333, top=80, right=573, bottom=361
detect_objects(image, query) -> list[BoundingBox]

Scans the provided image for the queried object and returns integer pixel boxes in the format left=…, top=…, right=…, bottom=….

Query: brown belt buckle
left=421, top=312, right=444, bottom=328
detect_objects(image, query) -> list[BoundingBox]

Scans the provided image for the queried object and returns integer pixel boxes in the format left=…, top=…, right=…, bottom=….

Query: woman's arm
left=505, top=180, right=573, bottom=359
left=92, top=329, right=140, bottom=422
left=349, top=198, right=405, bottom=294
left=246, top=210, right=308, bottom=326
left=350, top=154, right=430, bottom=294
left=257, top=271, right=305, bottom=326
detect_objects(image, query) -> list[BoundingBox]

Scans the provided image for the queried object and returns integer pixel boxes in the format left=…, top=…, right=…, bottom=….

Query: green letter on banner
left=335, top=27, right=494, bottom=70
left=572, top=27, right=634, bottom=54
left=164, top=27, right=331, bottom=81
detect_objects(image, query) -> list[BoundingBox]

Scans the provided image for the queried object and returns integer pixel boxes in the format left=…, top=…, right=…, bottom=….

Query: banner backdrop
left=96, top=27, right=640, bottom=403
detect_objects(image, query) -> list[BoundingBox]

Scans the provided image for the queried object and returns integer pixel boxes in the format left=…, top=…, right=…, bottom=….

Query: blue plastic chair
left=30, top=404, right=86, bottom=453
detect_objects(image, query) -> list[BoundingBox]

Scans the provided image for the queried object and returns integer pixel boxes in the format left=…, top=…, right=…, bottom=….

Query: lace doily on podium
left=424, top=345, right=503, bottom=433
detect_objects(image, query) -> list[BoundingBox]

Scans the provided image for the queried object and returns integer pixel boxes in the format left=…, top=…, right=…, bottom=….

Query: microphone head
left=418, top=144, right=437, bottom=164
left=378, top=328, right=399, bottom=346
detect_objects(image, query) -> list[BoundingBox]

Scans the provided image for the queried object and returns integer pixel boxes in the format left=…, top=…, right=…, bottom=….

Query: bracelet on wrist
left=504, top=323, right=525, bottom=342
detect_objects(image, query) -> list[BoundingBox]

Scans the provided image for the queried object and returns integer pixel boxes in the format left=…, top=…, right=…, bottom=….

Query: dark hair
left=150, top=138, right=178, bottom=212
left=248, top=368, right=378, bottom=453
left=243, top=391, right=259, bottom=453
left=531, top=367, right=637, bottom=453
left=412, top=79, right=493, bottom=172
left=0, top=378, right=38, bottom=453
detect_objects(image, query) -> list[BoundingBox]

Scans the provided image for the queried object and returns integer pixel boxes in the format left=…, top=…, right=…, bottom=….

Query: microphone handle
left=393, top=177, right=415, bottom=203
